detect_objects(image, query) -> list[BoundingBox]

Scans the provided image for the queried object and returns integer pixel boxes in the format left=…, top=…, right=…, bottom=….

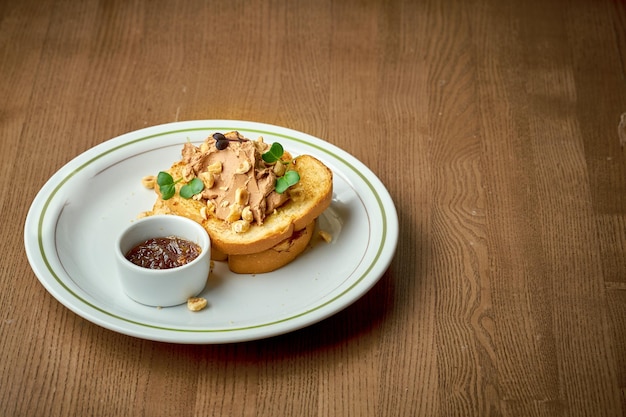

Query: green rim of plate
left=36, top=125, right=391, bottom=334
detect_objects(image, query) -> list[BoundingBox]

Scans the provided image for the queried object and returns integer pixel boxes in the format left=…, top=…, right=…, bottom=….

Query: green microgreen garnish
left=262, top=143, right=301, bottom=194
left=275, top=170, right=300, bottom=194
left=180, top=177, right=204, bottom=199
left=262, top=142, right=285, bottom=163
left=156, top=171, right=204, bottom=200
left=157, top=172, right=179, bottom=200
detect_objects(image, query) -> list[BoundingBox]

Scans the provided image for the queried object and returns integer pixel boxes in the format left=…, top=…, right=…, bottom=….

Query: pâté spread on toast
left=142, top=131, right=333, bottom=273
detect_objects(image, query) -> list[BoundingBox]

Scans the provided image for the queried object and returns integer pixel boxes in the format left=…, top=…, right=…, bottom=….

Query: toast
left=147, top=132, right=333, bottom=273
left=227, top=220, right=316, bottom=274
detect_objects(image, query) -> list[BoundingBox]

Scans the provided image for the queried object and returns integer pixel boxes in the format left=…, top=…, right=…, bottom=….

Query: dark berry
left=215, top=139, right=229, bottom=150
left=212, top=132, right=228, bottom=150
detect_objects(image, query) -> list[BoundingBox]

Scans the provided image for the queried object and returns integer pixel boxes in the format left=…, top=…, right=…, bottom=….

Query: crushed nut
left=141, top=175, right=156, bottom=189
left=207, top=161, right=223, bottom=175
left=199, top=172, right=215, bottom=189
left=235, top=187, right=249, bottom=205
left=272, top=161, right=286, bottom=176
left=253, top=136, right=269, bottom=153
left=235, top=160, right=251, bottom=174
left=226, top=203, right=243, bottom=222
left=319, top=230, right=333, bottom=243
left=187, top=297, right=208, bottom=312
left=232, top=219, right=251, bottom=233
left=241, top=206, right=254, bottom=223
left=206, top=200, right=216, bottom=214
left=199, top=206, right=208, bottom=220
left=288, top=187, right=304, bottom=202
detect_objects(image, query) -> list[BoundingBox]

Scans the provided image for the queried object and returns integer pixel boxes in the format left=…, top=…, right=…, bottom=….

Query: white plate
left=24, top=120, right=398, bottom=344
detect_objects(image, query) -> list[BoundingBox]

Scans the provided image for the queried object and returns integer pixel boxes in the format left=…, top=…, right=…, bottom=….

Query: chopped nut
left=226, top=130, right=245, bottom=140
left=253, top=137, right=269, bottom=153
left=141, top=175, right=156, bottom=189
left=207, top=161, right=223, bottom=175
left=226, top=203, right=243, bottom=222
left=288, top=187, right=304, bottom=202
left=241, top=206, right=254, bottom=223
left=235, top=159, right=251, bottom=174
left=235, top=187, right=249, bottom=205
left=220, top=200, right=230, bottom=208
left=187, top=297, right=208, bottom=312
left=273, top=161, right=286, bottom=176
left=199, top=206, right=208, bottom=220
left=199, top=172, right=215, bottom=188
left=319, top=230, right=333, bottom=243
left=231, top=219, right=250, bottom=233
left=206, top=200, right=216, bottom=214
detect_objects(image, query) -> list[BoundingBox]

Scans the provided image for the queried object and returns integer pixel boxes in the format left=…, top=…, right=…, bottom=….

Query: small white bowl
left=115, top=215, right=211, bottom=307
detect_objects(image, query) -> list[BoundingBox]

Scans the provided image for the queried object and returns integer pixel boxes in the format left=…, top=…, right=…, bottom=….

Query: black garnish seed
left=215, top=139, right=229, bottom=150
left=212, top=132, right=226, bottom=141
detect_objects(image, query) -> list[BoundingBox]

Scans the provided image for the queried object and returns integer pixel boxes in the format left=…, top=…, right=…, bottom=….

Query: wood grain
left=1, top=0, right=625, bottom=416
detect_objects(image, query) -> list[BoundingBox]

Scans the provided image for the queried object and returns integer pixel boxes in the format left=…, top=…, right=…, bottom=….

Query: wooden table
left=2, top=0, right=625, bottom=415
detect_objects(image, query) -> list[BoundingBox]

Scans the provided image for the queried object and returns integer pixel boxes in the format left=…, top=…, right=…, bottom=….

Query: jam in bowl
left=115, top=215, right=211, bottom=307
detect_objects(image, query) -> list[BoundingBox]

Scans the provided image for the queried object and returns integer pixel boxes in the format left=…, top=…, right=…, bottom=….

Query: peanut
left=187, top=297, right=208, bottom=312
left=235, top=159, right=251, bottom=174
left=207, top=161, right=222, bottom=175
left=199, top=172, right=215, bottom=189
left=319, top=230, right=333, bottom=243
left=141, top=175, right=156, bottom=189
left=241, top=206, right=254, bottom=223
left=272, top=161, right=286, bottom=176
left=235, top=187, right=249, bottom=206
left=231, top=220, right=250, bottom=233
left=226, top=203, right=243, bottom=223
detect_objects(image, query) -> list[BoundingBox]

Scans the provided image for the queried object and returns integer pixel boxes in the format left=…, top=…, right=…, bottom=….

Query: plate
left=24, top=120, right=398, bottom=344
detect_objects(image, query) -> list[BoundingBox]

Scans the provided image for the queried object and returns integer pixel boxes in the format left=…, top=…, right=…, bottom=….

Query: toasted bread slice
left=227, top=220, right=316, bottom=273
left=151, top=154, right=333, bottom=256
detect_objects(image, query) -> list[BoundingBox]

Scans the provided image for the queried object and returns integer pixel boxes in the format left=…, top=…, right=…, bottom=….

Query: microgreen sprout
left=180, top=177, right=205, bottom=199
left=156, top=172, right=179, bottom=200
left=262, top=142, right=285, bottom=163
left=261, top=143, right=300, bottom=194
left=156, top=171, right=204, bottom=200
left=275, top=170, right=300, bottom=194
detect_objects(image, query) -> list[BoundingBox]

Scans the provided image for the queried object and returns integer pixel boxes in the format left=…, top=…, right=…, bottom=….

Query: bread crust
left=227, top=221, right=316, bottom=274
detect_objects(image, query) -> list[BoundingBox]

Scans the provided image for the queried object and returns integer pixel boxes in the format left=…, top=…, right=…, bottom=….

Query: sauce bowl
left=115, top=215, right=211, bottom=307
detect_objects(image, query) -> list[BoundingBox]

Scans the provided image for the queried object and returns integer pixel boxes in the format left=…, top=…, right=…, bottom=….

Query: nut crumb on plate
left=187, top=297, right=208, bottom=312
left=141, top=175, right=156, bottom=189
left=318, top=230, right=332, bottom=243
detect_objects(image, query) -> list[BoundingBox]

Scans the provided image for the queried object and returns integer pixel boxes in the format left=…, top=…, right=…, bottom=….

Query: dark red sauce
left=125, top=236, right=201, bottom=270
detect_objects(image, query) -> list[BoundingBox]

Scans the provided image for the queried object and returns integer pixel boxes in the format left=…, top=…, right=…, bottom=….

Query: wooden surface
left=2, top=0, right=625, bottom=415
